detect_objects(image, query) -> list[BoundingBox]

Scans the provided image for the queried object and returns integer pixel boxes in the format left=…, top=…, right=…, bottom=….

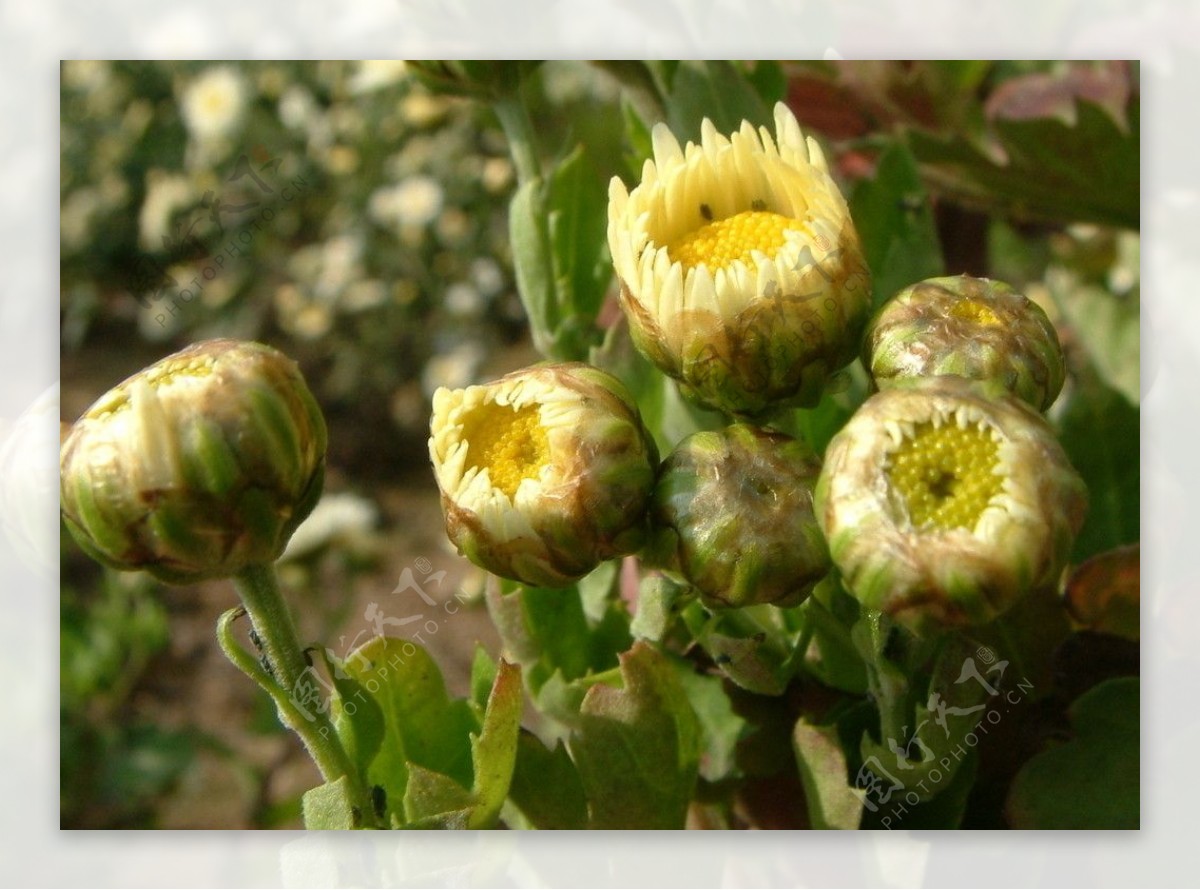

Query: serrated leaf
left=301, top=776, right=360, bottom=830
left=341, top=637, right=477, bottom=824
left=675, top=662, right=746, bottom=783
left=792, top=718, right=863, bottom=830
left=630, top=574, right=686, bottom=642
left=468, top=660, right=523, bottom=828
left=849, top=141, right=945, bottom=310
left=508, top=730, right=588, bottom=829
left=402, top=763, right=474, bottom=828
left=570, top=641, right=700, bottom=828
left=909, top=98, right=1139, bottom=229
left=1007, top=677, right=1139, bottom=828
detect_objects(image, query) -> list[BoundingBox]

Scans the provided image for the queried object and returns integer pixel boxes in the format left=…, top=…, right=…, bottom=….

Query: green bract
left=651, top=423, right=829, bottom=609
left=864, top=275, right=1066, bottom=411
left=429, top=362, right=659, bottom=588
left=814, top=378, right=1087, bottom=636
left=60, top=339, right=327, bottom=584
left=607, top=103, right=871, bottom=417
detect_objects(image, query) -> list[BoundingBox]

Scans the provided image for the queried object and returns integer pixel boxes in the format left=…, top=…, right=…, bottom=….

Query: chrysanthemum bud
left=864, top=276, right=1066, bottom=411
left=815, top=378, right=1087, bottom=635
left=607, top=102, right=871, bottom=417
left=429, top=362, right=658, bottom=588
left=651, top=424, right=829, bottom=609
left=60, top=339, right=327, bottom=583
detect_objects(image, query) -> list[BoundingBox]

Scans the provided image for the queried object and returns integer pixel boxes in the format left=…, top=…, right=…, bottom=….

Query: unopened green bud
left=864, top=276, right=1065, bottom=411
left=815, top=378, right=1087, bottom=636
left=607, top=103, right=871, bottom=417
left=60, top=339, right=327, bottom=583
left=429, top=362, right=658, bottom=588
left=651, top=424, right=829, bottom=609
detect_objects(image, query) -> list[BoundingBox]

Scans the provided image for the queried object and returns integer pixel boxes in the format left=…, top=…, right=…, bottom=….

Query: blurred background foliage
left=60, top=60, right=1138, bottom=829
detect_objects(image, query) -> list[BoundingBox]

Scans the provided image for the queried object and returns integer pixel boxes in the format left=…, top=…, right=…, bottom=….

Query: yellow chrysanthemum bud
left=814, top=378, right=1087, bottom=636
left=864, top=276, right=1066, bottom=411
left=60, top=339, right=327, bottom=583
left=429, top=362, right=658, bottom=588
left=607, top=102, right=871, bottom=417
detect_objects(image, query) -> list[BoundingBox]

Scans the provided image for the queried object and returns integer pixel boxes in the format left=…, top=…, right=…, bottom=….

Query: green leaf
left=402, top=764, right=474, bottom=828
left=849, top=141, right=945, bottom=311
left=797, top=593, right=869, bottom=696
left=745, top=60, right=787, bottom=106
left=468, top=660, right=523, bottom=828
left=485, top=577, right=630, bottom=717
left=469, top=645, right=498, bottom=713
left=858, top=748, right=979, bottom=830
left=301, top=776, right=361, bottom=830
left=546, top=145, right=609, bottom=340
left=508, top=176, right=558, bottom=357
left=1007, top=677, right=1139, bottom=828
left=681, top=602, right=797, bottom=697
left=1056, top=372, right=1140, bottom=561
left=570, top=641, right=700, bottom=828
left=908, top=98, right=1139, bottom=229
left=969, top=584, right=1071, bottom=694
left=620, top=94, right=655, bottom=175
left=792, top=718, right=863, bottom=830
left=666, top=61, right=773, bottom=139
left=508, top=730, right=589, bottom=829
left=673, top=661, right=746, bottom=783
left=1049, top=267, right=1140, bottom=405
left=341, top=638, right=477, bottom=823
left=630, top=574, right=687, bottom=642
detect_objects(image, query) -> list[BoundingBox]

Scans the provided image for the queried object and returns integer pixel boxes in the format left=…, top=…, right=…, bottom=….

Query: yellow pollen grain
left=461, top=402, right=550, bottom=500
left=886, top=421, right=1003, bottom=531
left=949, top=299, right=1002, bottom=326
left=667, top=210, right=801, bottom=272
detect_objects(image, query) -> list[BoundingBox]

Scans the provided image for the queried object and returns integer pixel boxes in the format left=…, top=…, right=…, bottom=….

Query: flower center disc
left=461, top=402, right=550, bottom=500
left=668, top=209, right=801, bottom=272
left=887, top=422, right=1003, bottom=530
left=948, top=298, right=1002, bottom=326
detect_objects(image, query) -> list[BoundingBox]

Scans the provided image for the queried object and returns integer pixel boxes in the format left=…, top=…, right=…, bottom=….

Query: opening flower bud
left=815, top=378, right=1087, bottom=635
left=607, top=102, right=871, bottom=417
left=429, top=362, right=658, bottom=588
left=864, top=276, right=1066, bottom=411
left=60, top=339, right=327, bottom=583
left=651, top=424, right=829, bottom=609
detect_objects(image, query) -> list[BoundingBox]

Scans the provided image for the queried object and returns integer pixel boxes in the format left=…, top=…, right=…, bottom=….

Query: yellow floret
left=667, top=210, right=803, bottom=272
left=461, top=402, right=550, bottom=500
left=886, top=421, right=1004, bottom=530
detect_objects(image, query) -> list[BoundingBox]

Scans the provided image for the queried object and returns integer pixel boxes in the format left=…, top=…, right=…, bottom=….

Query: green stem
left=492, top=95, right=541, bottom=185
left=227, top=563, right=375, bottom=827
